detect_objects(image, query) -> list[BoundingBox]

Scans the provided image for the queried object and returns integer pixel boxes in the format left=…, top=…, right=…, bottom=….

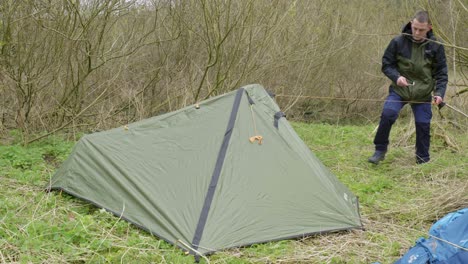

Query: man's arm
left=432, top=44, right=448, bottom=98
left=381, top=38, right=401, bottom=84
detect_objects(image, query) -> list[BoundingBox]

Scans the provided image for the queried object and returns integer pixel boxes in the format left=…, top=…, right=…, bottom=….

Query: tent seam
left=190, top=88, right=245, bottom=260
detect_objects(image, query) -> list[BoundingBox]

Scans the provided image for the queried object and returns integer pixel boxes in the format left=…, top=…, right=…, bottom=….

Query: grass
left=0, top=118, right=467, bottom=263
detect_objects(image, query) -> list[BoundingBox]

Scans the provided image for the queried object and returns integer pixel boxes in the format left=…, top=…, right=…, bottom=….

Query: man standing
left=368, top=10, right=448, bottom=165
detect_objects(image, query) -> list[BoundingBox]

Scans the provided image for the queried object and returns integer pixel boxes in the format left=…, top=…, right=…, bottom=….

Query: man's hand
left=397, top=76, right=410, bottom=87
left=433, top=96, right=443, bottom=105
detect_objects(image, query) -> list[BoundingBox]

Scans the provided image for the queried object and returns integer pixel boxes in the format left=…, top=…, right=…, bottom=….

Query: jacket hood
left=401, top=21, right=435, bottom=41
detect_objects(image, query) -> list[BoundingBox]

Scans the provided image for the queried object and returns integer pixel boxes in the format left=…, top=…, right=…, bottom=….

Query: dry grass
left=233, top=179, right=468, bottom=264
left=1, top=121, right=466, bottom=264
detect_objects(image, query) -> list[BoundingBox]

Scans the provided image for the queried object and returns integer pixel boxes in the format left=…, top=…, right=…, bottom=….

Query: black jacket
left=382, top=22, right=448, bottom=101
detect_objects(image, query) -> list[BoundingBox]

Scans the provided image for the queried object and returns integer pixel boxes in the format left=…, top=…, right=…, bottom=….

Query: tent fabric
left=394, top=208, right=468, bottom=264
left=48, top=84, right=363, bottom=257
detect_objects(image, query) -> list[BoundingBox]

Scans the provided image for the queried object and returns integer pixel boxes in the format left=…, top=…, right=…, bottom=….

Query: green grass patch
left=1, top=120, right=466, bottom=263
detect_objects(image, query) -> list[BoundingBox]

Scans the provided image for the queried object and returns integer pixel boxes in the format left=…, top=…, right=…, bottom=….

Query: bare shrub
left=0, top=0, right=466, bottom=139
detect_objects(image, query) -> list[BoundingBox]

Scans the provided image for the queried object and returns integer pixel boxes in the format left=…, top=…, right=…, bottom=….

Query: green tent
left=48, top=84, right=362, bottom=258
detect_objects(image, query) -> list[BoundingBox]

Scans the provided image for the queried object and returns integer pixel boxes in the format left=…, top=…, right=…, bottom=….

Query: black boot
left=368, top=151, right=387, bottom=164
left=416, top=157, right=430, bottom=164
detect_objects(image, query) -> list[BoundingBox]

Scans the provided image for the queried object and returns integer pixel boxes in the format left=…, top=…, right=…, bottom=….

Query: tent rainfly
left=48, top=84, right=363, bottom=260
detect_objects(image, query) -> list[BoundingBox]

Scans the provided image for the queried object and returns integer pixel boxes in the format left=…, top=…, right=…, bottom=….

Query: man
left=368, top=10, right=448, bottom=165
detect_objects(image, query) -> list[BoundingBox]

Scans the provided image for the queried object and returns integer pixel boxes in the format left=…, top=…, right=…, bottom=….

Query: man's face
left=411, top=19, right=431, bottom=42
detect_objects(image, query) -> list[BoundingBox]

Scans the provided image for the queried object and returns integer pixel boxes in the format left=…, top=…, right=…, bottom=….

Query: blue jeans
left=373, top=90, right=432, bottom=162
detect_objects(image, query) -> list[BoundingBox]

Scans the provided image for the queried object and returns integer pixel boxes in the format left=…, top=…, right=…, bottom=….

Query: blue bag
left=394, top=208, right=468, bottom=264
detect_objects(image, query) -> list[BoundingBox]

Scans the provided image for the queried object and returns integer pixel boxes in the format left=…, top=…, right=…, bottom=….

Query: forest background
left=0, top=1, right=467, bottom=263
left=0, top=0, right=466, bottom=142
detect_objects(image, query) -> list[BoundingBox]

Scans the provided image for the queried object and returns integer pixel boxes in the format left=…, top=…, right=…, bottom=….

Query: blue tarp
left=394, top=208, right=468, bottom=264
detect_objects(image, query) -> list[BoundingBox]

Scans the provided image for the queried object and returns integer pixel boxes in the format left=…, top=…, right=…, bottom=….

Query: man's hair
left=413, top=10, right=431, bottom=24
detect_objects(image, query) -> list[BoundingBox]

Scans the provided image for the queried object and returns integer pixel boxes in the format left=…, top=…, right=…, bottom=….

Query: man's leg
left=369, top=91, right=405, bottom=164
left=412, top=102, right=432, bottom=164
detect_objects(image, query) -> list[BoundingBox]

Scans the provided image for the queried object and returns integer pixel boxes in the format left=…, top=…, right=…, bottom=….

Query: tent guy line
left=276, top=94, right=467, bottom=117
left=276, top=94, right=448, bottom=105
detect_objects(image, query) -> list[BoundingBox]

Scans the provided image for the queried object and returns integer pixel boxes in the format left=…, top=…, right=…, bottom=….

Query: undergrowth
left=0, top=118, right=466, bottom=263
